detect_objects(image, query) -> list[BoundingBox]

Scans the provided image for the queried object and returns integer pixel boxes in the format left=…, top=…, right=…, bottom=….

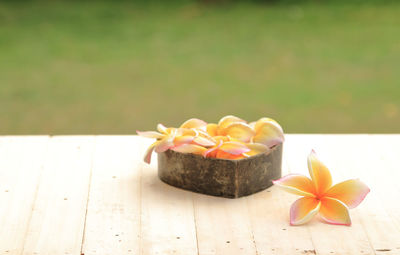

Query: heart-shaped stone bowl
left=157, top=143, right=282, bottom=198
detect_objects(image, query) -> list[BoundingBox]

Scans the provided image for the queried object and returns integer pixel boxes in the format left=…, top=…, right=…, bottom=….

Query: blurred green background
left=1, top=0, right=399, bottom=134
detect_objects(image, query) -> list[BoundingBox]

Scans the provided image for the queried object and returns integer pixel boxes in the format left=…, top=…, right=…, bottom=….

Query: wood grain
left=0, top=135, right=399, bottom=255
left=22, top=136, right=95, bottom=255
left=0, top=136, right=49, bottom=255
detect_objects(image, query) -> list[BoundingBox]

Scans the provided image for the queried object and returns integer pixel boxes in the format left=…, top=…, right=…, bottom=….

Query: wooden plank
left=340, top=135, right=400, bottom=255
left=81, top=136, right=142, bottom=255
left=0, top=136, right=49, bottom=255
left=139, top=137, right=198, bottom=255
left=21, top=136, right=95, bottom=255
left=246, top=137, right=316, bottom=255
left=192, top=194, right=257, bottom=255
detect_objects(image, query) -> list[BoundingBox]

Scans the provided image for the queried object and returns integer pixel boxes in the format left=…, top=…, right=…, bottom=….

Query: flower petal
left=179, top=128, right=197, bottom=136
left=324, top=179, right=370, bottom=209
left=290, top=197, right=321, bottom=226
left=143, top=141, right=158, bottom=164
left=193, top=136, right=216, bottom=147
left=174, top=135, right=195, bottom=146
left=224, top=123, right=256, bottom=142
left=203, top=140, right=223, bottom=157
left=218, top=115, right=246, bottom=133
left=254, top=117, right=281, bottom=131
left=319, top=197, right=351, bottom=226
left=136, top=131, right=164, bottom=139
left=272, top=174, right=316, bottom=197
left=157, top=123, right=168, bottom=134
left=216, top=150, right=246, bottom=159
left=180, top=118, right=207, bottom=129
left=252, top=121, right=284, bottom=147
left=219, top=141, right=251, bottom=155
left=308, top=150, right=332, bottom=196
left=206, top=123, right=219, bottom=136
left=154, top=136, right=175, bottom=153
left=172, top=144, right=207, bottom=155
left=244, top=143, right=270, bottom=157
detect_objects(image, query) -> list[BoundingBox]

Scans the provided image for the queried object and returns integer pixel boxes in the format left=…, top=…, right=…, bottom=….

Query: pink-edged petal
left=143, top=141, right=158, bottom=164
left=206, top=123, right=218, bottom=136
left=224, top=123, right=256, bottom=142
left=137, top=130, right=164, bottom=139
left=290, top=197, right=321, bottom=226
left=203, top=140, right=223, bottom=157
left=319, top=197, right=351, bottom=226
left=219, top=141, right=251, bottom=155
left=180, top=118, right=207, bottom=129
left=252, top=121, right=284, bottom=148
left=244, top=143, right=270, bottom=157
left=273, top=174, right=316, bottom=197
left=324, top=179, right=370, bottom=209
left=193, top=136, right=216, bottom=147
left=203, top=147, right=217, bottom=157
left=218, top=115, right=246, bottom=132
left=196, top=129, right=215, bottom=140
left=154, top=136, right=175, bottom=153
left=308, top=150, right=332, bottom=196
left=216, top=150, right=246, bottom=159
left=174, top=135, right=195, bottom=146
left=172, top=144, right=207, bottom=155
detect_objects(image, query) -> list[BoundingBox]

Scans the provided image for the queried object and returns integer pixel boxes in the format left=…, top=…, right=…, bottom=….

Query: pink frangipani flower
left=273, top=150, right=370, bottom=226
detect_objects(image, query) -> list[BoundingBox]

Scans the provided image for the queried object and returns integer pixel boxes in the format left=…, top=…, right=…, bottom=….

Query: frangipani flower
left=273, top=150, right=370, bottom=226
left=137, top=121, right=215, bottom=164
left=207, top=115, right=255, bottom=143
left=137, top=115, right=284, bottom=163
left=251, top=117, right=285, bottom=148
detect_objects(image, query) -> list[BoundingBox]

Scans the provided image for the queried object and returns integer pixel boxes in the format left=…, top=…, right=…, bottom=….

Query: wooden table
left=0, top=135, right=399, bottom=255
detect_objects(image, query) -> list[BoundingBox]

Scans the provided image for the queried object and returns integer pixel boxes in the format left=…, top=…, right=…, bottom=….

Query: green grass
left=0, top=1, right=399, bottom=134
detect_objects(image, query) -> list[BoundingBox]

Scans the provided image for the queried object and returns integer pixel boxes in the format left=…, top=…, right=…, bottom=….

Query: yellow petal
left=224, top=123, right=256, bottom=142
left=157, top=124, right=177, bottom=135
left=143, top=141, right=158, bottom=164
left=324, top=179, right=370, bottom=209
left=136, top=131, right=164, bottom=139
left=308, top=150, right=332, bottom=196
left=244, top=143, right=270, bottom=157
left=319, top=197, right=351, bottom=226
left=174, top=135, right=195, bottom=146
left=193, top=136, right=216, bottom=147
left=180, top=118, right=207, bottom=129
left=215, top=150, right=245, bottom=159
left=254, top=117, right=281, bottom=131
left=219, top=141, right=251, bottom=155
left=218, top=115, right=246, bottom=134
left=154, top=136, right=175, bottom=153
left=179, top=128, right=197, bottom=136
left=213, top=136, right=229, bottom=143
left=172, top=144, right=207, bottom=155
left=272, top=174, right=316, bottom=197
left=252, top=121, right=284, bottom=147
left=206, top=123, right=219, bottom=136
left=203, top=140, right=223, bottom=157
left=157, top=123, right=168, bottom=134
left=290, top=197, right=321, bottom=226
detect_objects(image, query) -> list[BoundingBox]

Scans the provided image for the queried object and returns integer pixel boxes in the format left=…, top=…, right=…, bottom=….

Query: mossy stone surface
left=157, top=144, right=283, bottom=198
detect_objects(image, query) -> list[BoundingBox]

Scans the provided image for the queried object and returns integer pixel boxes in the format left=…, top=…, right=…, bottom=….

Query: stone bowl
left=157, top=143, right=282, bottom=198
